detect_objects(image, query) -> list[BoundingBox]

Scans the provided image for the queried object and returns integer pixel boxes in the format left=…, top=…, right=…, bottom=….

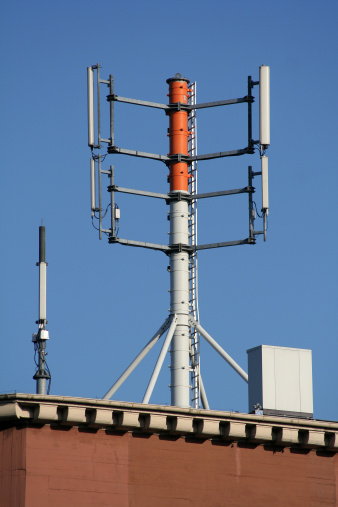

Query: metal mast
left=167, top=75, right=191, bottom=407
left=32, top=224, right=51, bottom=395
left=87, top=65, right=270, bottom=409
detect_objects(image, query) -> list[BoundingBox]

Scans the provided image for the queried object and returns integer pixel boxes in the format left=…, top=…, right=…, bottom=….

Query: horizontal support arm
left=108, top=146, right=253, bottom=163
left=106, top=187, right=253, bottom=203
left=107, top=94, right=169, bottom=110
left=109, top=237, right=170, bottom=252
left=195, top=187, right=254, bottom=199
left=108, top=185, right=168, bottom=200
left=191, top=96, right=252, bottom=110
left=195, top=238, right=254, bottom=250
left=108, top=146, right=169, bottom=162
left=109, top=237, right=254, bottom=253
left=192, top=147, right=253, bottom=161
left=106, top=95, right=252, bottom=112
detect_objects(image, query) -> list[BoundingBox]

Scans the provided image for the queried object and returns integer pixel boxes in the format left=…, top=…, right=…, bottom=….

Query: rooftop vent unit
left=247, top=345, right=313, bottom=418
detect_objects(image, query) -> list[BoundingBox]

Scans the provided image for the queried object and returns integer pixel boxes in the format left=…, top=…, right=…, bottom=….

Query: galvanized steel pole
left=33, top=224, right=50, bottom=395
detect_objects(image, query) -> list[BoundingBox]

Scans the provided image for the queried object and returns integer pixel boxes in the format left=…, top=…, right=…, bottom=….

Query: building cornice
left=0, top=393, right=336, bottom=451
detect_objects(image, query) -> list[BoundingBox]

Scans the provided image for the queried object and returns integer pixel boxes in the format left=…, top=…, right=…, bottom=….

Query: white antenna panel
left=261, top=155, right=269, bottom=212
left=90, top=157, right=96, bottom=212
left=259, top=65, right=270, bottom=147
left=39, top=262, right=47, bottom=321
left=87, top=67, right=95, bottom=147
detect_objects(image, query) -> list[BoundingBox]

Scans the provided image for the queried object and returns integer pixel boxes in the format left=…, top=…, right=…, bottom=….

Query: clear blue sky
left=1, top=0, right=337, bottom=421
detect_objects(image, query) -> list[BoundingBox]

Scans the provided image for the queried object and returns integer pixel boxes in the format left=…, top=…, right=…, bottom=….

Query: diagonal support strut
left=102, top=316, right=172, bottom=399
left=189, top=317, right=248, bottom=382
left=142, top=315, right=177, bottom=404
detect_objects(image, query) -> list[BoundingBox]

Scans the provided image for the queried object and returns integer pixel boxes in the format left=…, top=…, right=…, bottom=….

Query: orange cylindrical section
left=166, top=75, right=190, bottom=192
left=169, top=112, right=189, bottom=155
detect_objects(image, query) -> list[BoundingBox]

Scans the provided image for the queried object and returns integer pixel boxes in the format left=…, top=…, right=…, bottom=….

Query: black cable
left=34, top=341, right=39, bottom=367
left=253, top=201, right=263, bottom=219
left=91, top=217, right=100, bottom=231
left=253, top=143, right=261, bottom=154
left=93, top=202, right=111, bottom=221
left=45, top=359, right=51, bottom=395
left=101, top=202, right=111, bottom=219
left=92, top=153, right=107, bottom=162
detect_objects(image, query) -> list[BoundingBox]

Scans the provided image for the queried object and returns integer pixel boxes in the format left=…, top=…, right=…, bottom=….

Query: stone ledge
left=0, top=394, right=337, bottom=451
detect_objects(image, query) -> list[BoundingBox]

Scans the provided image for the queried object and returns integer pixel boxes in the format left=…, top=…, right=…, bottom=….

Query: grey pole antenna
left=32, top=223, right=51, bottom=394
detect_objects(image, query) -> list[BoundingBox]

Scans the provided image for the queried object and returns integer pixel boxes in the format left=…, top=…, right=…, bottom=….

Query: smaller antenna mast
left=32, top=222, right=51, bottom=395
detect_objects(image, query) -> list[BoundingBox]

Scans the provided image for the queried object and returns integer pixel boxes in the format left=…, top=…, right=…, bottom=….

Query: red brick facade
left=1, top=423, right=337, bottom=506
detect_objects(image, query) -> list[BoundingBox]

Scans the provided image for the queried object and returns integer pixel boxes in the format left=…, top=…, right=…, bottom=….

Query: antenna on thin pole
left=261, top=155, right=269, bottom=241
left=87, top=67, right=95, bottom=148
left=259, top=65, right=270, bottom=148
left=32, top=222, right=51, bottom=395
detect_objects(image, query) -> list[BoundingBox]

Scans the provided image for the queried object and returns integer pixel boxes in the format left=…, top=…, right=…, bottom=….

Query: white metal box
left=247, top=345, right=313, bottom=418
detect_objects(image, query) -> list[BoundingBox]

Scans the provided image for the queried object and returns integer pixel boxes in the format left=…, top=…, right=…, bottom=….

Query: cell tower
left=87, top=65, right=270, bottom=409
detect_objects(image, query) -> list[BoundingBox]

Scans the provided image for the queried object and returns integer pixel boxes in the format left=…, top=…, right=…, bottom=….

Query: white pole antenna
left=87, top=67, right=95, bottom=148
left=261, top=155, right=269, bottom=213
left=261, top=155, right=269, bottom=241
left=90, top=157, right=96, bottom=216
left=259, top=65, right=270, bottom=148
